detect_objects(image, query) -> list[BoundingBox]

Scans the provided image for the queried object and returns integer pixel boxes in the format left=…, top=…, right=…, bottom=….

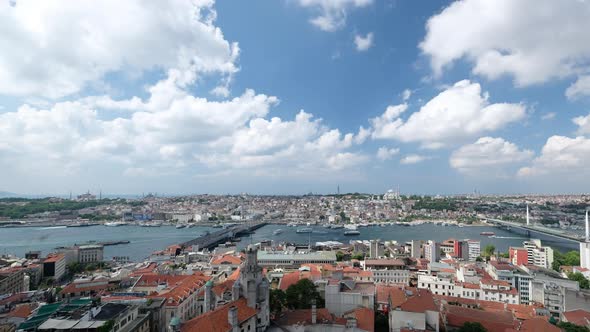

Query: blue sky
left=1, top=0, right=590, bottom=195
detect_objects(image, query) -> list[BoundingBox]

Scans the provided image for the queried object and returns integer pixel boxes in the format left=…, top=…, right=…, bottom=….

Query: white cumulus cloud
left=354, top=32, right=374, bottom=51
left=296, top=0, right=372, bottom=32
left=518, top=136, right=590, bottom=177
left=370, top=80, right=525, bottom=148
left=450, top=137, right=533, bottom=175
left=0, top=0, right=239, bottom=98
left=376, top=147, right=399, bottom=161
left=420, top=0, right=590, bottom=90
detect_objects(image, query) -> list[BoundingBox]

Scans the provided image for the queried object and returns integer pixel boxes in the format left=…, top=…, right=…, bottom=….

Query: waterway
left=0, top=224, right=575, bottom=262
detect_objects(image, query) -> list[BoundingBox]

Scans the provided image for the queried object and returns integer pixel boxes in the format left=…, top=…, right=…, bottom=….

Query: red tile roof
left=563, top=309, right=590, bottom=327
left=147, top=273, right=211, bottom=306
left=44, top=253, right=65, bottom=263
left=211, top=254, right=243, bottom=266
left=445, top=305, right=516, bottom=331
left=517, top=317, right=560, bottom=332
left=60, top=281, right=116, bottom=295
left=181, top=298, right=257, bottom=332
left=7, top=304, right=36, bottom=318
left=400, top=289, right=437, bottom=313
left=352, top=307, right=375, bottom=332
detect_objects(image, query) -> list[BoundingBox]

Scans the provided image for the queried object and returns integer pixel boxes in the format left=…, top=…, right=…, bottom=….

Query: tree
left=270, top=289, right=286, bottom=316
left=475, top=256, right=483, bottom=262
left=285, top=279, right=324, bottom=310
left=351, top=253, right=365, bottom=261
left=482, top=245, right=495, bottom=258
left=557, top=322, right=590, bottom=332
left=336, top=251, right=345, bottom=262
left=458, top=322, right=487, bottom=332
left=553, top=250, right=581, bottom=271
left=567, top=272, right=590, bottom=289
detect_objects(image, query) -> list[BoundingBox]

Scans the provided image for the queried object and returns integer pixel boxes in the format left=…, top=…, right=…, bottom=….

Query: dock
left=181, top=222, right=267, bottom=250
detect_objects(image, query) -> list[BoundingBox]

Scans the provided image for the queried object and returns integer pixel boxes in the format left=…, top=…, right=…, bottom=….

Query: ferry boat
left=480, top=231, right=495, bottom=236
left=273, top=229, right=283, bottom=235
left=296, top=227, right=313, bottom=233
left=344, top=230, right=360, bottom=236
left=331, top=225, right=344, bottom=229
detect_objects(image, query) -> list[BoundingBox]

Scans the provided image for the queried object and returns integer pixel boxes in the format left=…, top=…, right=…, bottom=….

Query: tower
left=235, top=245, right=269, bottom=331
left=586, top=210, right=589, bottom=243
left=526, top=204, right=530, bottom=226
left=581, top=210, right=590, bottom=269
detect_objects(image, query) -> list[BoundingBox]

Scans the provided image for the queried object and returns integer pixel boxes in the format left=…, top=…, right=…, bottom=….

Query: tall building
left=369, top=239, right=383, bottom=259
left=467, top=240, right=481, bottom=261
left=523, top=239, right=554, bottom=269
left=410, top=240, right=421, bottom=259
left=581, top=211, right=590, bottom=269
left=424, top=240, right=440, bottom=263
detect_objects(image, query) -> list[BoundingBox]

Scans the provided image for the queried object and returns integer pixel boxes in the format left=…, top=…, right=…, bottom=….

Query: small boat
left=344, top=230, right=360, bottom=236
left=306, top=222, right=311, bottom=226
left=187, top=224, right=195, bottom=228
left=480, top=231, right=495, bottom=236
left=273, top=229, right=283, bottom=235
left=212, top=224, right=223, bottom=228
left=332, top=225, right=344, bottom=229
left=296, top=228, right=313, bottom=233
left=176, top=224, right=186, bottom=229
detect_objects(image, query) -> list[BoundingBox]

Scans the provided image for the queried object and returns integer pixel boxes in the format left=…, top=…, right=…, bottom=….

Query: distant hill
left=0, top=191, right=19, bottom=198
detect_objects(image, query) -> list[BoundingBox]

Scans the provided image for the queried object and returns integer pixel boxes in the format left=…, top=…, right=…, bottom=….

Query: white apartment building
left=467, top=240, right=480, bottom=261
left=424, top=240, right=440, bottom=263
left=325, top=281, right=375, bottom=316
left=371, top=269, right=410, bottom=284
left=523, top=239, right=554, bottom=269
left=418, top=274, right=519, bottom=304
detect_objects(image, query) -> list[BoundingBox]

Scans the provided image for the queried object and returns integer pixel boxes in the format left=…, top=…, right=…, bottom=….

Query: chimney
left=311, top=300, right=317, bottom=324
left=585, top=210, right=589, bottom=243
left=228, top=306, right=239, bottom=332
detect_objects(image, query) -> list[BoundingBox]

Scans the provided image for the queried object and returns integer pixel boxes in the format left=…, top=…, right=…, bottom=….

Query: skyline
left=1, top=0, right=590, bottom=194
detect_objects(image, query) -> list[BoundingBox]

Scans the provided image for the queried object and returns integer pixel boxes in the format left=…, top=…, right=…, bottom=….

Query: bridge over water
left=484, top=217, right=582, bottom=250
left=180, top=222, right=267, bottom=250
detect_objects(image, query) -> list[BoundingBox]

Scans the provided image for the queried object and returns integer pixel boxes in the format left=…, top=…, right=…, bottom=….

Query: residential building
left=256, top=250, right=336, bottom=268
left=77, top=245, right=104, bottom=264
left=43, top=254, right=66, bottom=281
left=0, top=268, right=26, bottom=296
left=424, top=240, right=440, bottom=263
left=467, top=240, right=480, bottom=261
left=325, top=280, right=375, bottom=317
left=364, top=259, right=410, bottom=284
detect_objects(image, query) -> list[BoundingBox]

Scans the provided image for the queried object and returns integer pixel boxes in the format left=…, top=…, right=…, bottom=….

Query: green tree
left=557, top=322, right=590, bottom=332
left=458, top=322, right=487, bottom=332
left=475, top=256, right=483, bottom=262
left=285, top=279, right=324, bottom=310
left=567, top=272, right=590, bottom=289
left=482, top=245, right=495, bottom=258
left=351, top=253, right=365, bottom=260
left=270, top=289, right=286, bottom=316
left=97, top=320, right=115, bottom=332
left=553, top=250, right=581, bottom=271
left=336, top=251, right=344, bottom=262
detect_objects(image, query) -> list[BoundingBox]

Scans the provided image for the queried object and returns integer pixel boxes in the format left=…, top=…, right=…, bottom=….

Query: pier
left=180, top=222, right=267, bottom=250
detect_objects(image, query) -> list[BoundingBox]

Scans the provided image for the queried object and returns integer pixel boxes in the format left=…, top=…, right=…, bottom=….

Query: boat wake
left=38, top=226, right=67, bottom=230
left=489, top=235, right=528, bottom=240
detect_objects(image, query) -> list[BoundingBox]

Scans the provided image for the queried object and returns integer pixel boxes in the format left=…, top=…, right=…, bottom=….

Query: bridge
left=483, top=217, right=582, bottom=250
left=180, top=222, right=267, bottom=250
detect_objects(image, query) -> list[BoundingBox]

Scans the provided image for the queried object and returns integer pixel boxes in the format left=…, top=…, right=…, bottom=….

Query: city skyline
left=1, top=0, right=590, bottom=195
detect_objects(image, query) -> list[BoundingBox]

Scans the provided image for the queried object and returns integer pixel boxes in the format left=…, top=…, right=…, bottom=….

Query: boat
left=344, top=230, right=360, bottom=236
left=331, top=225, right=344, bottom=229
left=287, top=222, right=297, bottom=227
left=296, top=228, right=313, bottom=233
left=306, top=222, right=311, bottom=226
left=176, top=224, right=186, bottom=229
left=105, top=221, right=127, bottom=227
left=212, top=224, right=223, bottom=228
left=480, top=231, right=495, bottom=236
left=187, top=224, right=195, bottom=228
left=273, top=229, right=283, bottom=235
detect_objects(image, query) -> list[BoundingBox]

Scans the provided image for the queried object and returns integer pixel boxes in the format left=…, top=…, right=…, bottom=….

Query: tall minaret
left=526, top=204, right=530, bottom=226
left=585, top=210, right=589, bottom=243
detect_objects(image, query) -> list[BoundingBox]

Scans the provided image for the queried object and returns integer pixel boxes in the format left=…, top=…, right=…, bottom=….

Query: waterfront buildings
left=424, top=240, right=440, bottom=263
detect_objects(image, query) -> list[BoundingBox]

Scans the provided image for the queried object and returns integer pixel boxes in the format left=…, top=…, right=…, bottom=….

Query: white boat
left=306, top=222, right=311, bottom=226
left=287, top=222, right=297, bottom=227
left=344, top=225, right=358, bottom=230
left=344, top=230, right=360, bottom=236
left=332, top=225, right=344, bottom=229
left=175, top=224, right=186, bottom=229
left=296, top=227, right=313, bottom=233
left=105, top=221, right=126, bottom=227
left=273, top=229, right=283, bottom=235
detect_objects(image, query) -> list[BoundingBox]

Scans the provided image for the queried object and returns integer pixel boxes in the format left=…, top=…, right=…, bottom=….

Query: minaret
left=585, top=210, right=589, bottom=243
left=526, top=204, right=530, bottom=226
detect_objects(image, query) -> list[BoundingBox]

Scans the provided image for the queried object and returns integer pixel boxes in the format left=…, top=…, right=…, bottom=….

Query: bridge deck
left=181, top=222, right=267, bottom=249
